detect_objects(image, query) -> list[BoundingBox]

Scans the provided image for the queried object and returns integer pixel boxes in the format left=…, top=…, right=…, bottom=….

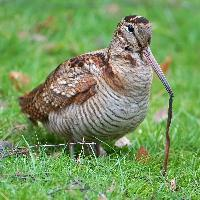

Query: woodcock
left=19, top=15, right=173, bottom=156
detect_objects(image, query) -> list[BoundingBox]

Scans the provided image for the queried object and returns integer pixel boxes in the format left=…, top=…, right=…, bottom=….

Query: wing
left=19, top=52, right=107, bottom=122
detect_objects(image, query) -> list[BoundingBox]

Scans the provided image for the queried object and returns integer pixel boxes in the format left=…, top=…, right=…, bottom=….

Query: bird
left=19, top=15, right=173, bottom=156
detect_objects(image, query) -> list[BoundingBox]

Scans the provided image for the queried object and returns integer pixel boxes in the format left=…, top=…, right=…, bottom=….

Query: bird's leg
left=95, top=143, right=101, bottom=157
left=69, top=139, right=75, bottom=159
left=95, top=143, right=107, bottom=157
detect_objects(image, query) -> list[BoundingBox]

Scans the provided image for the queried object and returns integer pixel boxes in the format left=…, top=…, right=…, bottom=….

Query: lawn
left=0, top=0, right=200, bottom=199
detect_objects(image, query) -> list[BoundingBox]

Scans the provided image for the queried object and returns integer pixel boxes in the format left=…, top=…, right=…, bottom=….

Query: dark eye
left=127, top=25, right=134, bottom=32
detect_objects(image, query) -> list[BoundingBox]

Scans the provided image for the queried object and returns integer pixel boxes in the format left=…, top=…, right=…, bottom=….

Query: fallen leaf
left=34, top=16, right=54, bottom=32
left=105, top=3, right=120, bottom=14
left=136, top=146, right=149, bottom=162
left=115, top=136, right=131, bottom=148
left=98, top=193, right=107, bottom=200
left=154, top=108, right=168, bottom=123
left=9, top=71, right=30, bottom=91
left=170, top=178, right=177, bottom=191
left=160, top=56, right=173, bottom=74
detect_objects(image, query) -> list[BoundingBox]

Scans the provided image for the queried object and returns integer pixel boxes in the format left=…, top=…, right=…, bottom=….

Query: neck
left=105, top=36, right=153, bottom=96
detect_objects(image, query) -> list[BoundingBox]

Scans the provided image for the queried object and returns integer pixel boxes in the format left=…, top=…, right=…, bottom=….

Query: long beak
left=143, top=47, right=174, bottom=176
left=143, top=47, right=174, bottom=97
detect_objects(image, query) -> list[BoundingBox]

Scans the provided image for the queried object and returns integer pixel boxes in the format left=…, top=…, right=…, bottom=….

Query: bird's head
left=115, top=15, right=152, bottom=52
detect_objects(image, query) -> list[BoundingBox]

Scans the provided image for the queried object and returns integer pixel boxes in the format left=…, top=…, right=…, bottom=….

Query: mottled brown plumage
left=19, top=15, right=173, bottom=159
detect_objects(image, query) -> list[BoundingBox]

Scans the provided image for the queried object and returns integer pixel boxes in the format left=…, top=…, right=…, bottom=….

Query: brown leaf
left=160, top=56, right=173, bottom=74
left=9, top=71, right=30, bottom=91
left=136, top=146, right=149, bottom=162
left=105, top=3, right=120, bottom=14
left=154, top=108, right=168, bottom=123
left=34, top=16, right=54, bottom=32
left=115, top=136, right=131, bottom=148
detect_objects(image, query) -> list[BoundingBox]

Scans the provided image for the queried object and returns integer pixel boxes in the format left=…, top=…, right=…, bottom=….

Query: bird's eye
left=127, top=25, right=134, bottom=32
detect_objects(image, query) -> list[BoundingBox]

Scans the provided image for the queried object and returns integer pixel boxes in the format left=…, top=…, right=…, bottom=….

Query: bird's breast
left=45, top=74, right=151, bottom=141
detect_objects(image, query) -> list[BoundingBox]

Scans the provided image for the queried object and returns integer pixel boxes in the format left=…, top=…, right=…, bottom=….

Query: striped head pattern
left=115, top=15, right=152, bottom=52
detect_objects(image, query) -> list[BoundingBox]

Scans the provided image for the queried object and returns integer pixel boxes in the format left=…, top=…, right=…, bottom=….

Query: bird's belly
left=45, top=83, right=150, bottom=142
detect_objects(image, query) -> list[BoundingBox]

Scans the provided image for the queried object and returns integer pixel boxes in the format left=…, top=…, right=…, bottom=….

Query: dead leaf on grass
left=160, top=56, right=173, bottom=74
left=154, top=108, right=168, bottom=123
left=9, top=71, right=30, bottom=91
left=136, top=146, right=149, bottom=162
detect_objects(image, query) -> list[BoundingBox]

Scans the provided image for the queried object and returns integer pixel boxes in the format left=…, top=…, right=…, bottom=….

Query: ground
left=0, top=0, right=200, bottom=199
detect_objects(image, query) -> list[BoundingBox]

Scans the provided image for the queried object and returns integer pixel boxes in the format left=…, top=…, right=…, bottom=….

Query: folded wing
left=19, top=55, right=100, bottom=122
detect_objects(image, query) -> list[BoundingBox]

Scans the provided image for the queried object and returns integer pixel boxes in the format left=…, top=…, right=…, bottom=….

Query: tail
left=19, top=84, right=43, bottom=123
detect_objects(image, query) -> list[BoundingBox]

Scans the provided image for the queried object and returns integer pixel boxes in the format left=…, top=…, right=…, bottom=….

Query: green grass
left=0, top=0, right=200, bottom=199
